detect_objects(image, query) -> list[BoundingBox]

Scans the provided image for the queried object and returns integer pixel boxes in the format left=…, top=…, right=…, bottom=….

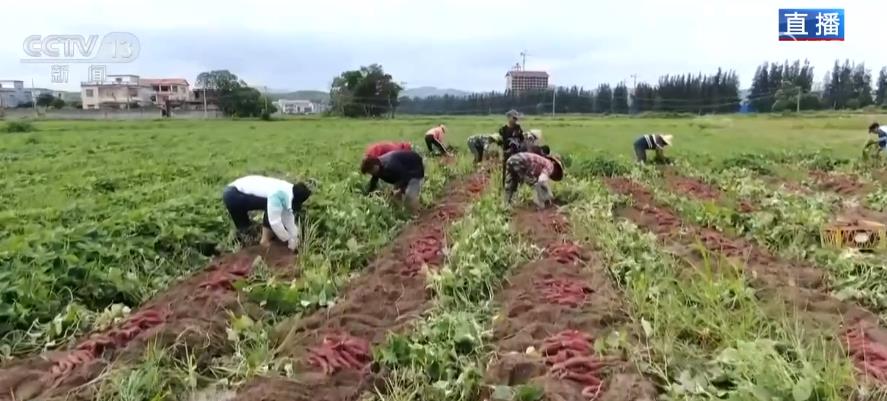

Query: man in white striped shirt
left=633, top=134, right=673, bottom=163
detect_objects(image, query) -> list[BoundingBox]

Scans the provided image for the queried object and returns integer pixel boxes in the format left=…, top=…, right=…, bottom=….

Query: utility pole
left=203, top=86, right=207, bottom=119
left=796, top=88, right=801, bottom=113
left=552, top=86, right=556, bottom=116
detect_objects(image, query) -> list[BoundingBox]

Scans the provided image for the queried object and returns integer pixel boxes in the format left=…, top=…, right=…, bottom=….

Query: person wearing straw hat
left=466, top=133, right=502, bottom=163
left=504, top=151, right=565, bottom=209
left=222, top=175, right=312, bottom=250
left=633, top=133, right=673, bottom=163
left=525, top=129, right=543, bottom=147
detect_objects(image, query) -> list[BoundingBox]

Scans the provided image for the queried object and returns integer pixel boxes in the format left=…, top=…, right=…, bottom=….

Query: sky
left=1, top=0, right=884, bottom=93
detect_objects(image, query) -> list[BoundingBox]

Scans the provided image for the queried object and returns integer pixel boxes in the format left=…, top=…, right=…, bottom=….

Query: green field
left=3, top=114, right=887, bottom=401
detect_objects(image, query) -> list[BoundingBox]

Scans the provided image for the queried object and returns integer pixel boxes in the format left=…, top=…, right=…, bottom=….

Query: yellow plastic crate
left=820, top=219, right=886, bottom=251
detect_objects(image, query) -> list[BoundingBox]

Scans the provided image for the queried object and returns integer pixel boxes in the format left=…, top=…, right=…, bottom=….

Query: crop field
left=2, top=114, right=887, bottom=401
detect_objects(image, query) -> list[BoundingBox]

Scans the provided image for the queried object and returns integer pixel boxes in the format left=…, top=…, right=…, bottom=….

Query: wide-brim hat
left=547, top=155, right=565, bottom=181
left=661, top=134, right=673, bottom=146
left=506, top=109, right=522, bottom=120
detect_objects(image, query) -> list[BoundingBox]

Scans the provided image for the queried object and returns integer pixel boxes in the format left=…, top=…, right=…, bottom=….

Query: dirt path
left=484, top=207, right=656, bottom=401
left=229, top=171, right=489, bottom=401
left=605, top=177, right=887, bottom=385
left=0, top=245, right=295, bottom=401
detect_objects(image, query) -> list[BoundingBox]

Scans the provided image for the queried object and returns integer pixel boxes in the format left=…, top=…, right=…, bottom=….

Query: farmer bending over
left=525, top=129, right=543, bottom=147
left=424, top=124, right=450, bottom=156
left=504, top=152, right=565, bottom=209
left=222, top=175, right=312, bottom=250
left=467, top=133, right=502, bottom=163
left=361, top=149, right=425, bottom=212
left=867, top=122, right=887, bottom=153
left=633, top=134, right=673, bottom=163
left=365, top=141, right=412, bottom=160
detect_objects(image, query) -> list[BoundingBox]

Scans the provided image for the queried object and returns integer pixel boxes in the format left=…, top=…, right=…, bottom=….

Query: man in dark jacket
left=361, top=149, right=425, bottom=212
left=498, top=109, right=525, bottom=188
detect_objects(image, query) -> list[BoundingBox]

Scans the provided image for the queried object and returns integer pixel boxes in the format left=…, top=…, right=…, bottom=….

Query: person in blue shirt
left=867, top=122, right=887, bottom=152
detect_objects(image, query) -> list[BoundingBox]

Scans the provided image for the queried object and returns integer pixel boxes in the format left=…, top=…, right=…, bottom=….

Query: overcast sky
left=1, top=0, right=884, bottom=92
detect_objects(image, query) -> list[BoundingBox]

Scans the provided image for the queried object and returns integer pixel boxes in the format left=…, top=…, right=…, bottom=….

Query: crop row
left=567, top=176, right=855, bottom=399
left=0, top=145, right=466, bottom=358
left=649, top=162, right=887, bottom=320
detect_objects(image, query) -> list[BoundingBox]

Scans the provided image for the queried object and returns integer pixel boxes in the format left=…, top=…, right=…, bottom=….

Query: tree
left=632, top=83, right=656, bottom=112
left=851, top=63, right=873, bottom=107
left=50, top=97, right=65, bottom=109
left=594, top=84, right=612, bottom=113
left=195, top=69, right=271, bottom=117
left=330, top=64, right=402, bottom=118
left=612, top=83, right=629, bottom=114
left=876, top=67, right=887, bottom=106
left=195, top=70, right=242, bottom=91
left=36, top=93, right=55, bottom=110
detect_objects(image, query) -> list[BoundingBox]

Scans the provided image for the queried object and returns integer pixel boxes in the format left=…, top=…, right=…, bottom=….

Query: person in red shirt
left=365, top=141, right=413, bottom=160
left=504, top=152, right=565, bottom=209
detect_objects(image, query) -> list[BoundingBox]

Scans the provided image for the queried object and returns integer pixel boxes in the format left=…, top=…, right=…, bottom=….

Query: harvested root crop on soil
left=230, top=171, right=488, bottom=401
left=485, top=207, right=656, bottom=401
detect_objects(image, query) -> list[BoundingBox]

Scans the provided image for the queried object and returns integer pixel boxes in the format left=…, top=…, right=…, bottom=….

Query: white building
left=277, top=99, right=325, bottom=114
left=80, top=75, right=192, bottom=110
left=140, top=78, right=191, bottom=105
left=0, top=80, right=33, bottom=108
left=81, top=75, right=154, bottom=109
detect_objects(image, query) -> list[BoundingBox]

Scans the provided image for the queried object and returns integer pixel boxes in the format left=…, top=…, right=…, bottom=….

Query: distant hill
left=402, top=86, right=470, bottom=99
left=268, top=90, right=329, bottom=103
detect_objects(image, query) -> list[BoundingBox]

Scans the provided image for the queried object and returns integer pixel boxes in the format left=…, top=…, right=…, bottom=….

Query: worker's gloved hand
left=287, top=237, right=299, bottom=251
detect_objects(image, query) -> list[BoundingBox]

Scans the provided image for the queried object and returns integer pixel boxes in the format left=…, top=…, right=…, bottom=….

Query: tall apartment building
left=505, top=70, right=549, bottom=94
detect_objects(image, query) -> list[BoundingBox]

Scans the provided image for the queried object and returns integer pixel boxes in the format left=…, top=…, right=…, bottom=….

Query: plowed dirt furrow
left=229, top=171, right=489, bottom=401
left=605, top=176, right=887, bottom=385
left=484, top=208, right=656, bottom=401
left=0, top=246, right=295, bottom=401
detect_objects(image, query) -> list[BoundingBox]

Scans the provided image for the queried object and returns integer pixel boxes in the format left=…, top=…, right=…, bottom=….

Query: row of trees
left=395, top=69, right=740, bottom=115
left=749, top=59, right=887, bottom=112
left=323, top=61, right=887, bottom=117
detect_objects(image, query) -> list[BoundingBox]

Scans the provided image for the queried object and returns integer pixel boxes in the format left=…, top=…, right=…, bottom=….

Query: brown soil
left=0, top=245, right=295, bottom=401
left=485, top=208, right=657, bottom=401
left=809, top=170, right=867, bottom=196
left=663, top=170, right=722, bottom=201
left=604, top=176, right=887, bottom=386
left=229, top=171, right=489, bottom=401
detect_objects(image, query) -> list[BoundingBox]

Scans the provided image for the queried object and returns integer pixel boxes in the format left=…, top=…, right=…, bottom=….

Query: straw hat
left=661, top=134, right=673, bottom=146
left=528, top=129, right=543, bottom=141
left=547, top=155, right=565, bottom=181
left=506, top=109, right=522, bottom=120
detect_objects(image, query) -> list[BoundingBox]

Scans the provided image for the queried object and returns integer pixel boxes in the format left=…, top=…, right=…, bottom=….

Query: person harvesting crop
left=222, top=175, right=312, bottom=250
left=361, top=149, right=425, bottom=212
left=525, top=129, right=543, bottom=147
left=466, top=133, right=502, bottom=163
left=499, top=109, right=526, bottom=187
left=504, top=151, right=565, bottom=209
left=364, top=141, right=413, bottom=160
left=866, top=122, right=887, bottom=153
left=424, top=124, right=450, bottom=156
left=633, top=133, right=673, bottom=163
